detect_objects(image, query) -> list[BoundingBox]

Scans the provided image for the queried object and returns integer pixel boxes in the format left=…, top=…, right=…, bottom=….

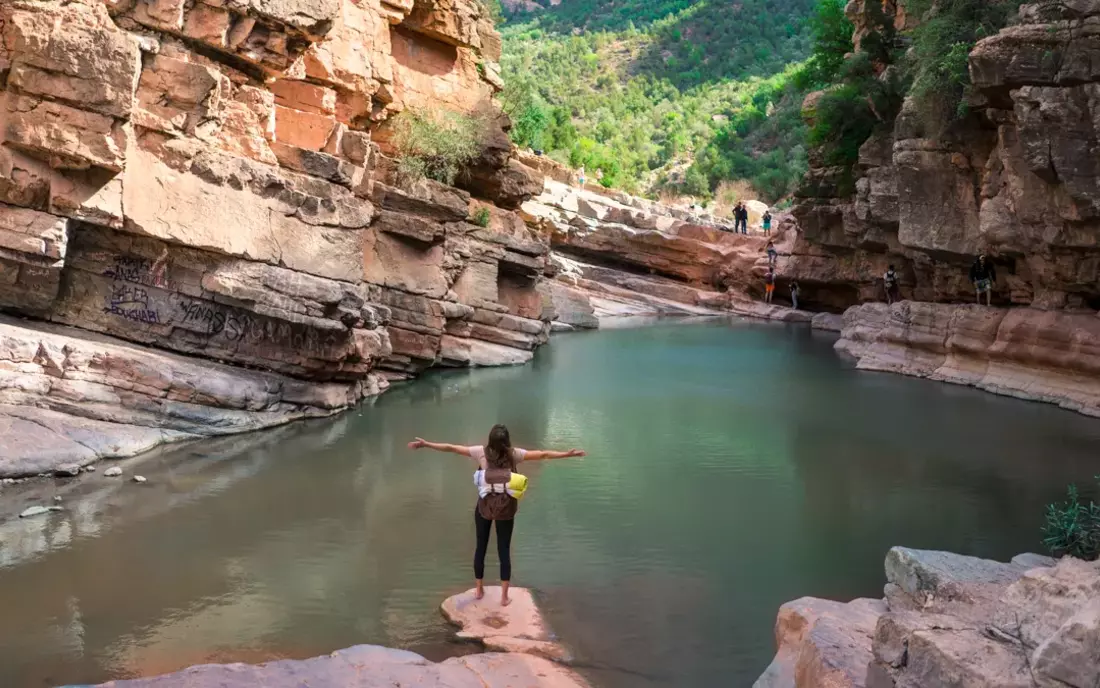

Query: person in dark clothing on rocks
left=737, top=204, right=749, bottom=234
left=884, top=264, right=900, bottom=304
left=969, top=254, right=997, bottom=306
left=766, top=241, right=778, bottom=268
left=764, top=268, right=776, bottom=304
left=789, top=280, right=800, bottom=310
left=408, top=425, right=585, bottom=606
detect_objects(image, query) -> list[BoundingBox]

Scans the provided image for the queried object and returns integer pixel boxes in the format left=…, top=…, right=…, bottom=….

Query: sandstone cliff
left=0, top=0, right=549, bottom=476
left=781, top=0, right=1100, bottom=414
left=789, top=0, right=1100, bottom=311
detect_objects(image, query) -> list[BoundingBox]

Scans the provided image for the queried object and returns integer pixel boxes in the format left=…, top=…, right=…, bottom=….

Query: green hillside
left=495, top=0, right=819, bottom=202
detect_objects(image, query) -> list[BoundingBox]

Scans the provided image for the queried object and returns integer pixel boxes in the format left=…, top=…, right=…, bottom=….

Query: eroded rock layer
left=836, top=302, right=1100, bottom=417
left=0, top=0, right=549, bottom=476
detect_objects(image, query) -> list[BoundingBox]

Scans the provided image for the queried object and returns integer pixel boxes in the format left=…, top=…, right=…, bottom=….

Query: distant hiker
left=577, top=166, right=586, bottom=187
left=762, top=211, right=772, bottom=234
left=766, top=241, right=778, bottom=268
left=408, top=425, right=585, bottom=606
left=596, top=168, right=604, bottom=183
left=884, top=264, right=900, bottom=304
left=969, top=254, right=996, bottom=306
left=789, top=280, right=800, bottom=310
left=764, top=268, right=776, bottom=304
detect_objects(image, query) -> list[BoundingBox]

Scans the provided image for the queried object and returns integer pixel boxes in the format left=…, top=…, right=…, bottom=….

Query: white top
left=468, top=445, right=526, bottom=470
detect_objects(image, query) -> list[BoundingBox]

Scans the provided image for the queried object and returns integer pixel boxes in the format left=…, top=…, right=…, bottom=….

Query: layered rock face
left=0, top=0, right=549, bottom=476
left=756, top=547, right=1100, bottom=688
left=788, top=1, right=1100, bottom=312
left=836, top=302, right=1100, bottom=416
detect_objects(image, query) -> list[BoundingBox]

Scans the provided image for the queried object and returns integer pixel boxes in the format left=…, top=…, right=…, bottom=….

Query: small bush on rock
left=392, top=108, right=484, bottom=185
left=471, top=207, right=492, bottom=227
left=1043, top=477, right=1100, bottom=561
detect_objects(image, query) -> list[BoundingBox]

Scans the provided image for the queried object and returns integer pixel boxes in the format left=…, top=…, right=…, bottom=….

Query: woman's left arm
left=522, top=448, right=586, bottom=462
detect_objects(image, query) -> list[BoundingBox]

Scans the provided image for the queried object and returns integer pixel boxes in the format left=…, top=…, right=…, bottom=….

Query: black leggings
left=473, top=510, right=515, bottom=582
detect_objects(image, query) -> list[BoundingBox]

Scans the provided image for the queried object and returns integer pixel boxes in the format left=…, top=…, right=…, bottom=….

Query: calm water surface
left=2, top=319, right=1099, bottom=687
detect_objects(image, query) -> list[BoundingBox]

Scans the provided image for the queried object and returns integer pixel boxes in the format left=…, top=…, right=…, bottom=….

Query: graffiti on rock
left=103, top=284, right=159, bottom=324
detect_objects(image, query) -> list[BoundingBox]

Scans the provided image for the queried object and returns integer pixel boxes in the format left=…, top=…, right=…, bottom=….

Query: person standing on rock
left=764, top=267, right=776, bottom=304
left=577, top=166, right=586, bottom=188
left=969, top=254, right=997, bottom=306
left=766, top=241, right=778, bottom=268
left=762, top=211, right=772, bottom=235
left=737, top=204, right=749, bottom=234
left=408, top=425, right=585, bottom=606
left=884, top=265, right=901, bottom=305
left=789, top=280, right=800, bottom=310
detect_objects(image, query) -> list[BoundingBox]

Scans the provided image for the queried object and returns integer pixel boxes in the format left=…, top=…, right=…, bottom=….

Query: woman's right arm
left=407, top=438, right=473, bottom=457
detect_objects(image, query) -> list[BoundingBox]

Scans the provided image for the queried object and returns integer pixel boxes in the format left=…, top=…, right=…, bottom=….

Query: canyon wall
left=782, top=0, right=1100, bottom=413
left=0, top=0, right=549, bottom=476
left=787, top=0, right=1100, bottom=313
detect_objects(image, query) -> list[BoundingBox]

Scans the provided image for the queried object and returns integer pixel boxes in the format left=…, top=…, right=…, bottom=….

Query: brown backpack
left=477, top=468, right=518, bottom=521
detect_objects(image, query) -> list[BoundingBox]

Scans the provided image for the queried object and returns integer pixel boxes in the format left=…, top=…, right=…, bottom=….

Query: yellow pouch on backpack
left=507, top=472, right=528, bottom=501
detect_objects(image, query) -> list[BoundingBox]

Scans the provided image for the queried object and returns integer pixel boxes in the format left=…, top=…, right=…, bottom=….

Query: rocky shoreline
left=77, top=588, right=591, bottom=688
left=754, top=548, right=1100, bottom=688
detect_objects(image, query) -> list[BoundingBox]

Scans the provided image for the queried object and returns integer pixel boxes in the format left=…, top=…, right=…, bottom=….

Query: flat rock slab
left=0, top=404, right=176, bottom=478
left=441, top=588, right=570, bottom=662
left=76, top=645, right=590, bottom=688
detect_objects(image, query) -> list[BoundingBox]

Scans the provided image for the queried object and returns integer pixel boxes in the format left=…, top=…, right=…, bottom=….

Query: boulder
left=441, top=587, right=570, bottom=662
left=81, top=644, right=591, bottom=687
left=757, top=550, right=1100, bottom=688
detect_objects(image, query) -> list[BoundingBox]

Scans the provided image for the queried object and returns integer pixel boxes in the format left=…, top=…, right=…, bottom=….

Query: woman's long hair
left=484, top=424, right=515, bottom=470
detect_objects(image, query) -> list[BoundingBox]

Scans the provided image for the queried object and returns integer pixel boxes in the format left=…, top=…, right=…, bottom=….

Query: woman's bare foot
left=500, top=581, right=511, bottom=606
left=474, top=581, right=484, bottom=600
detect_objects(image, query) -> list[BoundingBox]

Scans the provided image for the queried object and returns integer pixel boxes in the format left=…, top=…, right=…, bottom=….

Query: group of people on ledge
left=762, top=241, right=799, bottom=308
left=763, top=247, right=998, bottom=311
left=574, top=165, right=603, bottom=188
left=729, top=204, right=771, bottom=234
left=883, top=254, right=998, bottom=306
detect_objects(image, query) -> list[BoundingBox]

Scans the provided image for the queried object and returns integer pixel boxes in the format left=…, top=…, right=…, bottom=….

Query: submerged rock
left=442, top=587, right=571, bottom=663
left=54, top=464, right=81, bottom=478
left=19, top=505, right=62, bottom=518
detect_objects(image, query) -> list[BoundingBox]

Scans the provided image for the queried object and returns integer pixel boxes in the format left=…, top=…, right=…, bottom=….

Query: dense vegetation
left=391, top=109, right=483, bottom=185
left=494, top=0, right=1025, bottom=204
left=498, top=0, right=817, bottom=200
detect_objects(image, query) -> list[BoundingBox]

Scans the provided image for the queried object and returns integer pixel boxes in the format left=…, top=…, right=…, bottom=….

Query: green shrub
left=905, top=0, right=1024, bottom=131
left=471, top=207, right=492, bottom=227
left=391, top=109, right=484, bottom=185
left=795, top=0, right=854, bottom=90
left=1042, top=477, right=1100, bottom=561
